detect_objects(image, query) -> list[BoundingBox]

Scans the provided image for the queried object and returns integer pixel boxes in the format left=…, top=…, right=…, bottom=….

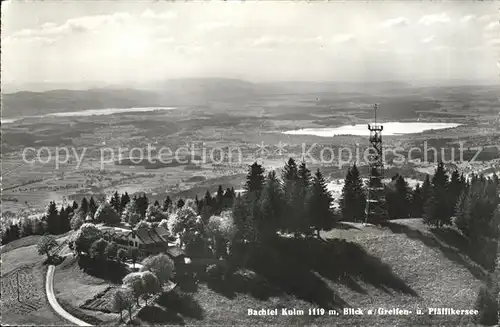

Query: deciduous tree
left=140, top=253, right=175, bottom=286
left=90, top=238, right=109, bottom=261
left=122, top=199, right=141, bottom=226
left=95, top=203, right=121, bottom=225
left=141, top=271, right=161, bottom=306
left=112, top=287, right=134, bottom=322
left=123, top=272, right=145, bottom=306
left=37, top=235, right=58, bottom=260
left=74, top=223, right=103, bottom=255
left=105, top=242, right=118, bottom=260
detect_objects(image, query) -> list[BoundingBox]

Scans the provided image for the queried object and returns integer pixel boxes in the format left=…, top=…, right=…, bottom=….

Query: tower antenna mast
left=365, top=104, right=387, bottom=225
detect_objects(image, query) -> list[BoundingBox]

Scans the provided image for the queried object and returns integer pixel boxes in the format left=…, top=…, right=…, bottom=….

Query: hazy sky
left=2, top=0, right=499, bottom=87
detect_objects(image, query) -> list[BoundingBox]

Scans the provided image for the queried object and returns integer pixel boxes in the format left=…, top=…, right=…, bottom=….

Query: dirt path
left=46, top=265, right=92, bottom=326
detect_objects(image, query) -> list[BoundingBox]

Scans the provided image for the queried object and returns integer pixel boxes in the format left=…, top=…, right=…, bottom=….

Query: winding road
left=45, top=265, right=92, bottom=326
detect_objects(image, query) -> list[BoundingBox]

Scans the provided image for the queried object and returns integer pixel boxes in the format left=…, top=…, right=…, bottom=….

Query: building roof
left=134, top=228, right=155, bottom=244
left=98, top=223, right=169, bottom=246
left=151, top=226, right=170, bottom=242
left=166, top=246, right=185, bottom=258
left=147, top=228, right=164, bottom=244
left=134, top=227, right=169, bottom=245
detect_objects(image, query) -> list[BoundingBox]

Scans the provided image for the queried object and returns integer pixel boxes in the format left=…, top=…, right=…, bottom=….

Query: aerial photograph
left=1, top=0, right=499, bottom=326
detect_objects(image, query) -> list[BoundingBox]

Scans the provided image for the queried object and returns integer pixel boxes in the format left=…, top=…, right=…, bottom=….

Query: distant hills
left=1, top=78, right=268, bottom=118
left=2, top=78, right=498, bottom=118
left=1, top=88, right=166, bottom=118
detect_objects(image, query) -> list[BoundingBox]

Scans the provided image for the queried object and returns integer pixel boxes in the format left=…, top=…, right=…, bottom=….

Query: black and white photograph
left=1, top=0, right=499, bottom=326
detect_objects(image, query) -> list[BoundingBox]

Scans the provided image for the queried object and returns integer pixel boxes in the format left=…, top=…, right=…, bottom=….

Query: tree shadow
left=381, top=222, right=488, bottom=281
left=246, top=244, right=349, bottom=310
left=44, top=254, right=65, bottom=266
left=156, top=290, right=204, bottom=320
left=137, top=305, right=185, bottom=325
left=273, top=237, right=418, bottom=297
left=430, top=227, right=495, bottom=273
left=77, top=256, right=128, bottom=283
left=333, top=222, right=361, bottom=231
left=177, top=277, right=199, bottom=293
left=205, top=268, right=284, bottom=301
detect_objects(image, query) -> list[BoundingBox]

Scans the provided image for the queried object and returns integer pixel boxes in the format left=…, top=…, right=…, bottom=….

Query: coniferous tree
left=3, top=224, right=20, bottom=244
left=46, top=201, right=60, bottom=235
left=424, top=162, right=451, bottom=228
left=281, top=158, right=303, bottom=235
left=395, top=175, right=410, bottom=218
left=154, top=200, right=160, bottom=207
left=410, top=183, right=424, bottom=217
left=89, top=197, right=98, bottom=219
left=222, top=187, right=235, bottom=209
left=340, top=164, right=365, bottom=222
left=120, top=192, right=130, bottom=213
left=340, top=167, right=354, bottom=221
left=80, top=197, right=89, bottom=216
left=59, top=205, right=72, bottom=233
left=297, top=161, right=313, bottom=235
left=136, top=194, right=149, bottom=218
left=110, top=191, right=121, bottom=213
left=245, top=162, right=265, bottom=197
left=162, top=196, right=172, bottom=211
left=215, top=185, right=224, bottom=212
left=194, top=195, right=200, bottom=211
left=258, top=171, right=284, bottom=238
left=351, top=164, right=367, bottom=221
left=421, top=174, right=431, bottom=207
left=387, top=174, right=410, bottom=219
left=423, top=187, right=439, bottom=227
left=176, top=198, right=185, bottom=208
left=203, top=190, right=214, bottom=214
left=298, top=161, right=312, bottom=189
left=455, top=176, right=499, bottom=247
left=448, top=169, right=463, bottom=217
left=307, top=169, right=335, bottom=237
left=72, top=201, right=79, bottom=211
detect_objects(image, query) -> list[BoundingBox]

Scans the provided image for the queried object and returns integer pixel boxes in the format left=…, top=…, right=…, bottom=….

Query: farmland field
left=2, top=83, right=499, bottom=223
left=1, top=243, right=67, bottom=325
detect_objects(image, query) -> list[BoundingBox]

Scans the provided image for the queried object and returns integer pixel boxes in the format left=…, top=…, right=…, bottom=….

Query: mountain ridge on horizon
left=3, top=76, right=498, bottom=94
left=2, top=77, right=498, bottom=118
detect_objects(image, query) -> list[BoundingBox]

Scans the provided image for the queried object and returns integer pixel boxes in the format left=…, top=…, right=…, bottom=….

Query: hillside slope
left=316, top=218, right=485, bottom=326
left=167, top=218, right=485, bottom=327
left=1, top=218, right=486, bottom=326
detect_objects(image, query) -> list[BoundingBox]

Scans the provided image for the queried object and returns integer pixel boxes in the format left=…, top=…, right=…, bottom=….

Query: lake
left=283, top=122, right=462, bottom=137
left=1, top=106, right=177, bottom=124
